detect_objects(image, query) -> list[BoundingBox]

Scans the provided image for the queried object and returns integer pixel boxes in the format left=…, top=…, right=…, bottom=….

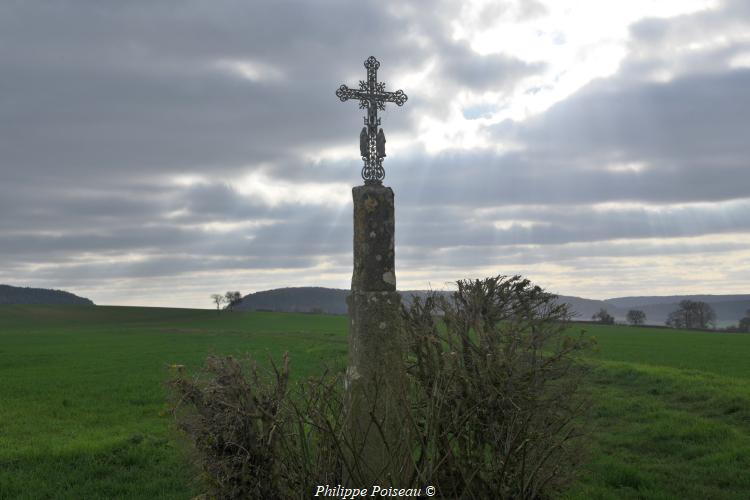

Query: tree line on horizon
left=209, top=291, right=242, bottom=312
left=592, top=300, right=750, bottom=332
left=209, top=287, right=750, bottom=331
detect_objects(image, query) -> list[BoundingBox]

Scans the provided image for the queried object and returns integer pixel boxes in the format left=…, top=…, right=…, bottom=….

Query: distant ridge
left=0, top=284, right=94, bottom=306
left=604, top=295, right=750, bottom=308
left=233, top=288, right=614, bottom=318
left=234, top=287, right=749, bottom=327
left=232, top=287, right=453, bottom=315
left=233, top=287, right=350, bottom=314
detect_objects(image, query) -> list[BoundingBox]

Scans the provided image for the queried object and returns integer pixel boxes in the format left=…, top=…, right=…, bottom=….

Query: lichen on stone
left=382, top=270, right=396, bottom=286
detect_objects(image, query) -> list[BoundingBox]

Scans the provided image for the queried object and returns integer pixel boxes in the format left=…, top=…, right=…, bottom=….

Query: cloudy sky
left=2, top=0, right=749, bottom=308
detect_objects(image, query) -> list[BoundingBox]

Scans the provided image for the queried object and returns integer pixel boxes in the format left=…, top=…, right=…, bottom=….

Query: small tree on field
left=666, top=300, right=716, bottom=329
left=592, top=308, right=615, bottom=324
left=224, top=291, right=242, bottom=310
left=210, top=294, right=225, bottom=313
left=626, top=309, right=646, bottom=326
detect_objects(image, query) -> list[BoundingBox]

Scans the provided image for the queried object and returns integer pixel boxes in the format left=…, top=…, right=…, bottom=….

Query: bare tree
left=592, top=308, right=615, bottom=325
left=210, top=294, right=225, bottom=313
left=626, top=309, right=646, bottom=326
left=666, top=300, right=716, bottom=329
left=224, top=291, right=242, bottom=310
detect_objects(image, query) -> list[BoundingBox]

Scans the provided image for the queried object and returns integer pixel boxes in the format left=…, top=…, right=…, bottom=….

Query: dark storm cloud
left=0, top=58, right=361, bottom=178
left=0, top=0, right=548, bottom=183
left=518, top=70, right=750, bottom=166
left=386, top=145, right=750, bottom=209
left=462, top=56, right=541, bottom=94
left=435, top=41, right=544, bottom=93
left=397, top=237, right=749, bottom=272
left=0, top=176, right=353, bottom=280
left=396, top=200, right=750, bottom=251
left=15, top=254, right=321, bottom=283
left=0, top=203, right=350, bottom=260
left=0, top=0, right=432, bottom=179
left=177, top=183, right=279, bottom=220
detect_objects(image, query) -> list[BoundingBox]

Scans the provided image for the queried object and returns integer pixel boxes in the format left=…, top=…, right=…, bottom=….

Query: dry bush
left=168, top=355, right=292, bottom=499
left=168, top=275, right=591, bottom=499
left=169, top=355, right=350, bottom=499
left=402, top=275, right=592, bottom=498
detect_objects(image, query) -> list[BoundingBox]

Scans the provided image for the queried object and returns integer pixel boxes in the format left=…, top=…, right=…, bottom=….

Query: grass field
left=564, top=324, right=750, bottom=499
left=1, top=306, right=749, bottom=499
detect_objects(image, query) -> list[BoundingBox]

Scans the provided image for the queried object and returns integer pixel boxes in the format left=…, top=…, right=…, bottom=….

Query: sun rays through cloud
left=1, top=0, right=748, bottom=307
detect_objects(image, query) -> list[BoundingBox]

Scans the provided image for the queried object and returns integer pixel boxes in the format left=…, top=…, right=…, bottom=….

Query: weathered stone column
left=345, top=184, right=408, bottom=485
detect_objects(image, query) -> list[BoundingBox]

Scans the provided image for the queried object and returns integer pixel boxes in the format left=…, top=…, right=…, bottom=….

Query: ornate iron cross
left=336, top=56, right=407, bottom=184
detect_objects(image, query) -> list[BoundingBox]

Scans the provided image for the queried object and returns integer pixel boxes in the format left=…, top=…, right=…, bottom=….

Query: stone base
left=344, top=291, right=410, bottom=484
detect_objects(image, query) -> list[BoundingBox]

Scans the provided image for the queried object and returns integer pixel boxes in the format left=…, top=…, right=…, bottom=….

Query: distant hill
left=233, top=287, right=457, bottom=315
left=555, top=295, right=614, bottom=320
left=0, top=285, right=94, bottom=306
left=234, top=287, right=749, bottom=327
left=604, top=295, right=750, bottom=308
left=234, top=288, right=613, bottom=318
left=233, top=287, right=350, bottom=314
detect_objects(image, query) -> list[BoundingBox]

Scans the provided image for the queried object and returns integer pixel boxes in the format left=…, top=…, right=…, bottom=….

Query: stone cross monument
left=336, top=56, right=407, bottom=185
left=335, top=57, right=409, bottom=484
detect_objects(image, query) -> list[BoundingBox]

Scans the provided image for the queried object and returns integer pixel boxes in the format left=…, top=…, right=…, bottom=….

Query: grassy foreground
left=565, top=325, right=750, bottom=499
left=0, top=306, right=749, bottom=499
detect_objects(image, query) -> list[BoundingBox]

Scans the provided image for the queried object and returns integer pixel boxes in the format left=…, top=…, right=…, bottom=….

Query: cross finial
left=336, top=57, right=408, bottom=184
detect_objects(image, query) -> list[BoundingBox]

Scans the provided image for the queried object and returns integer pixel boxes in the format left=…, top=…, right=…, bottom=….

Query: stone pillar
left=345, top=184, right=408, bottom=485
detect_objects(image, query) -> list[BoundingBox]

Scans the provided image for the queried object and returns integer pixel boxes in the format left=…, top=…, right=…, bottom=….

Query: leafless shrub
left=169, top=355, right=351, bottom=499
left=169, top=275, right=592, bottom=499
left=168, top=354, right=292, bottom=499
left=402, top=275, right=592, bottom=498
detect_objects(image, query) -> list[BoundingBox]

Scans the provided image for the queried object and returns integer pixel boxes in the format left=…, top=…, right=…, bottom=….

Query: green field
left=1, top=306, right=749, bottom=499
